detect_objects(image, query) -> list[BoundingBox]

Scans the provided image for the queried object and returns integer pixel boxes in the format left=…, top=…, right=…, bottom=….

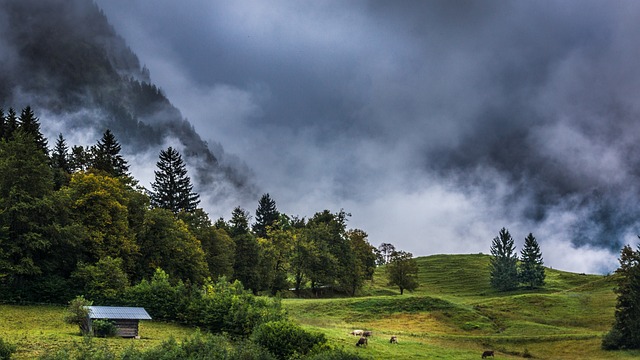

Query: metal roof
left=86, top=306, right=152, bottom=320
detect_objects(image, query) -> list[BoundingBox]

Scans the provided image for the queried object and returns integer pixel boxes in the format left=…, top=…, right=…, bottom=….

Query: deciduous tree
left=386, top=250, right=419, bottom=295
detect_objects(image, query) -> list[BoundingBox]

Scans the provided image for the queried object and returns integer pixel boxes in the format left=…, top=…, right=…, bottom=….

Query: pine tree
left=229, top=207, right=261, bottom=293
left=489, top=227, right=519, bottom=291
left=18, top=106, right=48, bottom=153
left=150, top=146, right=200, bottom=214
left=519, top=233, right=545, bottom=289
left=0, top=108, right=5, bottom=140
left=51, top=134, right=72, bottom=189
left=91, top=129, right=129, bottom=177
left=253, top=193, right=279, bottom=238
left=4, top=108, right=19, bottom=140
left=602, top=244, right=640, bottom=350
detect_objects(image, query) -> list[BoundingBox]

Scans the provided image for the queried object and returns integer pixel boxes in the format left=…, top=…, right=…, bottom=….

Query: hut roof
left=86, top=306, right=152, bottom=320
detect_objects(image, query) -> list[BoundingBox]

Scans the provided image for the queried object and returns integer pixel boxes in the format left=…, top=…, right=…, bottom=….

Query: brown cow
left=481, top=350, right=494, bottom=358
left=363, top=330, right=373, bottom=337
left=356, top=337, right=368, bottom=347
left=389, top=335, right=398, bottom=344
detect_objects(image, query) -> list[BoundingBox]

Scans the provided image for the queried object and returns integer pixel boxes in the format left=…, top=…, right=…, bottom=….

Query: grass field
left=284, top=254, right=640, bottom=359
left=2, top=254, right=640, bottom=359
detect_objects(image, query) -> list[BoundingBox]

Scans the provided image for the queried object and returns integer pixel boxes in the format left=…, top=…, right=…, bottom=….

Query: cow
left=350, top=329, right=364, bottom=336
left=356, top=337, right=368, bottom=347
left=481, top=350, right=494, bottom=358
left=389, top=335, right=398, bottom=344
left=363, top=330, right=373, bottom=337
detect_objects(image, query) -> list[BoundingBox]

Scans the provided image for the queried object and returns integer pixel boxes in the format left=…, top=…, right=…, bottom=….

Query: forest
left=0, top=106, right=387, bottom=305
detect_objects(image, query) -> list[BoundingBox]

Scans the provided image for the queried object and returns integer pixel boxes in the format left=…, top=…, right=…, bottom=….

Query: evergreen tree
left=70, top=145, right=91, bottom=172
left=91, top=129, right=129, bottom=177
left=386, top=250, right=419, bottom=295
left=18, top=106, right=48, bottom=153
left=4, top=108, right=18, bottom=140
left=51, top=134, right=72, bottom=189
left=0, top=108, right=5, bottom=140
left=489, top=227, right=519, bottom=291
left=602, top=244, right=640, bottom=350
left=150, top=146, right=200, bottom=214
left=0, top=131, right=54, bottom=277
left=253, top=193, right=279, bottom=238
left=519, top=233, right=545, bottom=289
left=230, top=207, right=261, bottom=293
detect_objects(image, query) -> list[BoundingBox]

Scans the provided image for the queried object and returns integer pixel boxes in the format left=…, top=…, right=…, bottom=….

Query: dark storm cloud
left=94, top=0, right=640, bottom=273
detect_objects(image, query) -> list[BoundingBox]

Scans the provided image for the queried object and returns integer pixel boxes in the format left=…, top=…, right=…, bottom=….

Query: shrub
left=91, top=319, right=117, bottom=338
left=251, top=320, right=327, bottom=360
left=0, top=337, right=17, bottom=360
left=63, top=296, right=92, bottom=335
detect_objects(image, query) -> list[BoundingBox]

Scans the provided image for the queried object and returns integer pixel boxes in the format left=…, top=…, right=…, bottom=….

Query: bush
left=63, top=296, right=92, bottom=336
left=0, top=337, right=17, bottom=360
left=251, top=320, right=327, bottom=360
left=91, top=319, right=117, bottom=338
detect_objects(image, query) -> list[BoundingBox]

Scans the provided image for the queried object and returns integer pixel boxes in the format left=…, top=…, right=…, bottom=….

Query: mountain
left=0, top=0, right=256, bottom=207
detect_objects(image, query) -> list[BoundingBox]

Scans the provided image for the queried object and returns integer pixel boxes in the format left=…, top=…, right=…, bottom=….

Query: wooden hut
left=86, top=306, right=152, bottom=338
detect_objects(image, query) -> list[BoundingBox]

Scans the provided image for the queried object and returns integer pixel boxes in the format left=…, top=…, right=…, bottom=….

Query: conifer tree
left=150, top=146, right=200, bottom=214
left=489, top=227, right=519, bottom=291
left=4, top=108, right=19, bottom=140
left=229, top=207, right=261, bottom=293
left=602, top=244, right=640, bottom=350
left=18, top=106, right=48, bottom=153
left=0, top=108, right=5, bottom=140
left=519, top=233, right=545, bottom=289
left=253, top=193, right=279, bottom=238
left=51, top=134, right=72, bottom=189
left=91, top=129, right=129, bottom=177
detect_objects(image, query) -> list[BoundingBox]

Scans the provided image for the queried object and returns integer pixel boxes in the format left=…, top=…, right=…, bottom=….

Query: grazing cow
left=481, top=350, right=494, bottom=358
left=390, top=335, right=398, bottom=344
left=356, top=337, right=368, bottom=347
left=350, top=329, right=364, bottom=336
left=363, top=330, right=373, bottom=337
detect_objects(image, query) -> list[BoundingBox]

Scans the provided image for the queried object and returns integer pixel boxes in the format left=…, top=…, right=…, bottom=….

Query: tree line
left=0, top=106, right=414, bottom=304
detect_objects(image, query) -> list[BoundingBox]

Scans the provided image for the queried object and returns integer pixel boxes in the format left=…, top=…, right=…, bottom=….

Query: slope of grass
left=284, top=254, right=640, bottom=359
left=0, top=304, right=196, bottom=359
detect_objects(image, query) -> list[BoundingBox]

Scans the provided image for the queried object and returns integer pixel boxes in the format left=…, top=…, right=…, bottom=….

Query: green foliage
left=489, top=228, right=519, bottom=291
left=0, top=337, right=17, bottom=360
left=253, top=193, right=279, bottom=239
left=386, top=250, right=419, bottom=295
left=603, top=244, right=640, bottom=350
left=186, top=277, right=286, bottom=337
left=136, top=208, right=208, bottom=284
left=72, top=257, right=129, bottom=304
left=150, top=147, right=199, bottom=214
left=64, top=296, right=92, bottom=336
left=122, top=268, right=190, bottom=321
left=91, top=129, right=129, bottom=178
left=519, top=233, right=545, bottom=289
left=91, top=319, right=117, bottom=338
left=251, top=320, right=327, bottom=359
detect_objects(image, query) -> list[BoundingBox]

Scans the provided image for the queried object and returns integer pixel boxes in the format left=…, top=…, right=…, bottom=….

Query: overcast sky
left=93, top=0, right=640, bottom=274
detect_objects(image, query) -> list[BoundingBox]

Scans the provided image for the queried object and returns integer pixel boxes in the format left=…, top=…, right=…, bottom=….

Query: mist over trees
left=0, top=107, right=382, bottom=303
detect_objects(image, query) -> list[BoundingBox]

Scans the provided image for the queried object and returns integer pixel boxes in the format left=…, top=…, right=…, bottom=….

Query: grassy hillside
left=284, top=254, right=640, bottom=359
left=0, top=304, right=196, bottom=359
left=2, top=254, right=639, bottom=359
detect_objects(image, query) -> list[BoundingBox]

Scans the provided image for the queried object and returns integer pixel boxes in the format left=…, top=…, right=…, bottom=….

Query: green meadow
left=2, top=254, right=640, bottom=359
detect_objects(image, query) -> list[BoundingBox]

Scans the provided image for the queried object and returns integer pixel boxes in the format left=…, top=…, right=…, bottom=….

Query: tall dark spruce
left=519, top=233, right=545, bottom=289
left=150, top=146, right=200, bottom=214
left=489, top=227, right=519, bottom=291
left=91, top=129, right=130, bottom=178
